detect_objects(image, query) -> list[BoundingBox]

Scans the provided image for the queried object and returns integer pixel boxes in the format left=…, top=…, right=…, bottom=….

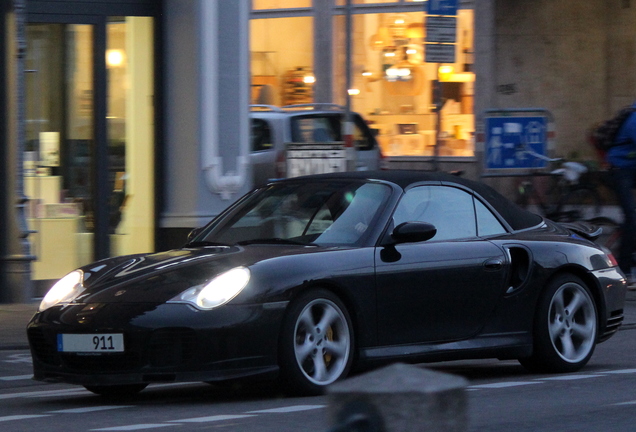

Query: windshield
left=194, top=181, right=391, bottom=247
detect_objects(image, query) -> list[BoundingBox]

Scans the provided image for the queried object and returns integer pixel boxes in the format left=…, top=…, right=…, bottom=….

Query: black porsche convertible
left=27, top=170, right=626, bottom=396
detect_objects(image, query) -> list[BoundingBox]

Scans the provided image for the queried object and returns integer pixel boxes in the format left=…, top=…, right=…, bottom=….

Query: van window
left=352, top=115, right=374, bottom=151
left=251, top=119, right=273, bottom=152
left=290, top=115, right=339, bottom=143
left=289, top=113, right=376, bottom=150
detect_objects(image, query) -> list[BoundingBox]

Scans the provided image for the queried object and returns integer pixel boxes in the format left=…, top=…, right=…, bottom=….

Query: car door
left=375, top=184, right=509, bottom=345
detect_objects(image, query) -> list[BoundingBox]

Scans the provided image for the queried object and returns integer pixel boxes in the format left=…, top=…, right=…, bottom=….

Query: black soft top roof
left=290, top=170, right=543, bottom=231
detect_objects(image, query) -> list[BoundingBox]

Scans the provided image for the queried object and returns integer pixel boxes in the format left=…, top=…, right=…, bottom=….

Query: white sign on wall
left=40, top=132, right=60, bottom=167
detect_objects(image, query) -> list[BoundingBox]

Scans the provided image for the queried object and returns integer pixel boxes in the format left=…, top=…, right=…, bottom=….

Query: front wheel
left=519, top=274, right=597, bottom=373
left=279, top=289, right=354, bottom=396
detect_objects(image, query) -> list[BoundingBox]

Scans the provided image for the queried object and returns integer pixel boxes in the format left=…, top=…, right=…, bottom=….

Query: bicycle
left=514, top=144, right=631, bottom=266
left=515, top=153, right=604, bottom=223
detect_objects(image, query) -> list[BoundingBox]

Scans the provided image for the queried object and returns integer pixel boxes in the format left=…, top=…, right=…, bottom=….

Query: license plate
left=57, top=334, right=124, bottom=353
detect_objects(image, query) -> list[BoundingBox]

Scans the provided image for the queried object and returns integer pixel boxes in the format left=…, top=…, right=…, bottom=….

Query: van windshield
left=290, top=115, right=341, bottom=143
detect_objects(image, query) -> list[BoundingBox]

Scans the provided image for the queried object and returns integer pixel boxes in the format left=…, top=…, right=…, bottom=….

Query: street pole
left=433, top=68, right=441, bottom=171
left=0, top=0, right=34, bottom=303
left=344, top=0, right=356, bottom=171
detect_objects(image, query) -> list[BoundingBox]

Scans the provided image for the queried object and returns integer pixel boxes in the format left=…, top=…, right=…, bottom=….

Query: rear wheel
left=84, top=383, right=148, bottom=397
left=519, top=274, right=597, bottom=373
left=279, top=289, right=354, bottom=396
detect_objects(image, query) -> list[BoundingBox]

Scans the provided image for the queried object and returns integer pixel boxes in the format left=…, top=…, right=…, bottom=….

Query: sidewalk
left=2, top=292, right=636, bottom=351
left=0, top=302, right=39, bottom=350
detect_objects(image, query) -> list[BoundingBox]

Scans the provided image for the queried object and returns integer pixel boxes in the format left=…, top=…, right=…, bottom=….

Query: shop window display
left=253, top=0, right=311, bottom=9
left=251, top=17, right=313, bottom=107
left=334, top=10, right=475, bottom=158
left=250, top=3, right=475, bottom=159
left=24, top=18, right=155, bottom=284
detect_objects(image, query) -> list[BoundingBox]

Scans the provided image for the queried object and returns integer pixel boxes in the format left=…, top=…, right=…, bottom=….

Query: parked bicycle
left=515, top=147, right=604, bottom=223
left=515, top=145, right=625, bottom=259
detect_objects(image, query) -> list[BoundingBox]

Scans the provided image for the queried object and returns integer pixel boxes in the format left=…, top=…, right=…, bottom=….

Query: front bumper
left=27, top=302, right=286, bottom=386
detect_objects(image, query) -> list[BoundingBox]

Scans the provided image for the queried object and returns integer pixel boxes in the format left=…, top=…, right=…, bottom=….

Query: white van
left=250, top=104, right=384, bottom=186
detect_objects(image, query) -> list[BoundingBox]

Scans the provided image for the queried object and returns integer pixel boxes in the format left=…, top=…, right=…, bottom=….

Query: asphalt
left=2, top=292, right=636, bottom=351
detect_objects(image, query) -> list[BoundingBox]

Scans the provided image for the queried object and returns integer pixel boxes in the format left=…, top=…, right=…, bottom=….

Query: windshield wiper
left=184, top=241, right=231, bottom=248
left=236, top=238, right=316, bottom=246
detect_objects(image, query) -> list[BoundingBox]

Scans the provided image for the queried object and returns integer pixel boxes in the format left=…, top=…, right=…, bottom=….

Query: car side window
left=393, top=185, right=477, bottom=241
left=251, top=119, right=273, bottom=152
left=474, top=198, right=507, bottom=236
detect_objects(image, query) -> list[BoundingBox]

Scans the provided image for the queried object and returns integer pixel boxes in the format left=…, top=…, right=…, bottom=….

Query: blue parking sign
left=427, top=0, right=458, bottom=15
left=485, top=116, right=548, bottom=170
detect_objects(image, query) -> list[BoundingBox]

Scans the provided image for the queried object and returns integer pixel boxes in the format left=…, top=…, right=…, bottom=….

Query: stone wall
left=476, top=0, right=609, bottom=162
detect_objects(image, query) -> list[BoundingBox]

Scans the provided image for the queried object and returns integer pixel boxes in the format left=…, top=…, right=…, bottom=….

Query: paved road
left=1, top=329, right=636, bottom=431
left=1, top=292, right=636, bottom=431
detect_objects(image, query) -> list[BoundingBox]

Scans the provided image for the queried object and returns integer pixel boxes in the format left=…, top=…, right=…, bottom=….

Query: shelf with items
left=282, top=67, right=314, bottom=105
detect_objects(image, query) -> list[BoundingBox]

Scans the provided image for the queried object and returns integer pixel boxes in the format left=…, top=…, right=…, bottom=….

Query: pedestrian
left=604, top=102, right=636, bottom=288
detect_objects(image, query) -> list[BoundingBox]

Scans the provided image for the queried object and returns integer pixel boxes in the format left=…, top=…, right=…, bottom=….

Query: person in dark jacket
left=606, top=103, right=636, bottom=287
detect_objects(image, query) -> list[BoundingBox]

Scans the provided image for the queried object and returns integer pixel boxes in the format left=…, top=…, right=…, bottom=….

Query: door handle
left=484, top=258, right=503, bottom=270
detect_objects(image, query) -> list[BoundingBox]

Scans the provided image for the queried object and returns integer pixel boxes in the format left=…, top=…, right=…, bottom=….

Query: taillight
left=607, top=252, right=619, bottom=268
left=602, top=246, right=619, bottom=267
left=379, top=148, right=389, bottom=170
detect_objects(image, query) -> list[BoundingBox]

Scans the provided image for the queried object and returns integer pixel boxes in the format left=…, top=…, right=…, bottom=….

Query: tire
left=84, top=383, right=148, bottom=397
left=279, top=289, right=354, bottom=396
left=519, top=274, right=597, bottom=373
left=554, top=187, right=602, bottom=222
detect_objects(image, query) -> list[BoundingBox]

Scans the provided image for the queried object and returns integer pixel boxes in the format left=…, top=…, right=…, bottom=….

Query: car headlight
left=169, top=266, right=250, bottom=310
left=39, top=270, right=85, bottom=312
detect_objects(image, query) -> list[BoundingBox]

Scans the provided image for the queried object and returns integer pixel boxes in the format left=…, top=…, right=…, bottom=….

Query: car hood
left=72, top=244, right=323, bottom=305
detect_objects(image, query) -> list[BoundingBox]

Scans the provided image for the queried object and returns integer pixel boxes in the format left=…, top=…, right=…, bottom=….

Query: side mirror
left=391, top=221, right=437, bottom=244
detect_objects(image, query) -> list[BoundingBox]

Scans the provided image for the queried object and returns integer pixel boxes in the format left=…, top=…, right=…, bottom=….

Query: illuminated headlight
left=39, top=270, right=84, bottom=312
left=169, top=267, right=250, bottom=310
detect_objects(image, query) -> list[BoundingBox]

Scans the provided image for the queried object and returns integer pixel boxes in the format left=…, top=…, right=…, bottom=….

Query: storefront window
left=336, top=0, right=400, bottom=4
left=335, top=0, right=428, bottom=4
left=107, top=17, right=155, bottom=256
left=251, top=17, right=314, bottom=106
left=250, top=2, right=475, bottom=158
left=25, top=24, right=95, bottom=282
left=253, top=0, right=311, bottom=10
left=333, top=9, right=475, bottom=157
left=25, top=17, right=155, bottom=285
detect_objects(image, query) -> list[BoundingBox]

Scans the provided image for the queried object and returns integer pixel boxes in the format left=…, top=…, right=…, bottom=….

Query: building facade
left=0, top=0, right=634, bottom=302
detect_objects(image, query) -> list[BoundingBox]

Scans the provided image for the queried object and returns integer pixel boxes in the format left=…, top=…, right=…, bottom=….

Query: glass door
left=107, top=17, right=155, bottom=256
left=25, top=16, right=155, bottom=287
left=25, top=23, right=95, bottom=282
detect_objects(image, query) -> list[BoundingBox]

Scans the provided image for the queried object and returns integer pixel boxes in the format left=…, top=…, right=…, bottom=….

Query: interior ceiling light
left=106, top=49, right=125, bottom=67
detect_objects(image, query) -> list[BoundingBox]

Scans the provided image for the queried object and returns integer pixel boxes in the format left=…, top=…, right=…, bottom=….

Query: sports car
left=27, top=170, right=626, bottom=396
